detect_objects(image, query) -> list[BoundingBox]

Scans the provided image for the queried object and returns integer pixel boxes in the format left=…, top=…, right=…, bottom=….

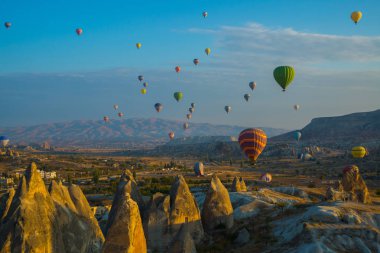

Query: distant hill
left=0, top=118, right=287, bottom=148
left=271, top=109, right=380, bottom=147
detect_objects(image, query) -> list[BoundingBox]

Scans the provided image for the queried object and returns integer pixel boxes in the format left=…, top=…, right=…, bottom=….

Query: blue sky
left=1, top=0, right=379, bottom=129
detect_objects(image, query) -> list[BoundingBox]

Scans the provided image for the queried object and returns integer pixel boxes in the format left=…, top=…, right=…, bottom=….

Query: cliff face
left=0, top=163, right=104, bottom=253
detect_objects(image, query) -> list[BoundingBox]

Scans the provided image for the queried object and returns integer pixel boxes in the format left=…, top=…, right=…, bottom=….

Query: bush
left=376, top=189, right=380, bottom=196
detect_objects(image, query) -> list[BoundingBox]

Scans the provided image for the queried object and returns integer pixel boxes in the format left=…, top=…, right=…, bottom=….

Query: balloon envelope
left=249, top=82, right=256, bottom=90
left=294, top=131, right=302, bottom=141
left=4, top=22, right=11, bottom=28
left=141, top=88, right=147, bottom=95
left=118, top=112, right=124, bottom=118
left=76, top=28, right=83, bottom=35
left=138, top=75, right=144, bottom=82
left=136, top=43, right=142, bottom=49
left=244, top=94, right=250, bottom=102
left=143, top=82, right=148, bottom=88
left=183, top=122, right=189, bottom=129
left=0, top=136, right=10, bottom=147
left=202, top=11, right=208, bottom=18
left=114, top=105, right=118, bottom=110
left=186, top=114, right=192, bottom=120
left=103, top=116, right=109, bottom=123
left=273, top=66, right=295, bottom=91
left=169, top=132, right=175, bottom=140
left=343, top=165, right=359, bottom=175
left=154, top=103, right=163, bottom=112
left=224, top=106, right=231, bottom=114
left=189, top=108, right=194, bottom=113
left=193, top=59, right=199, bottom=65
left=351, top=146, right=366, bottom=158
left=351, top=11, right=362, bottom=24
left=174, top=92, right=183, bottom=102
left=261, top=173, right=272, bottom=182
left=194, top=162, right=205, bottom=176
left=175, top=66, right=181, bottom=73
left=238, top=128, right=267, bottom=162
left=205, top=48, right=211, bottom=55
left=191, top=103, right=195, bottom=108
left=294, top=104, right=300, bottom=111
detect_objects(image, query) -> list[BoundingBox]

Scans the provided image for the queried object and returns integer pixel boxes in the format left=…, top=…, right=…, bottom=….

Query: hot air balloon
left=189, top=108, right=194, bottom=113
left=169, top=132, right=175, bottom=140
left=113, top=105, right=119, bottom=110
left=143, top=82, right=148, bottom=88
left=154, top=103, right=163, bottom=113
left=141, top=88, right=147, bottom=95
left=174, top=92, right=183, bottom=102
left=202, top=11, right=208, bottom=18
left=191, top=103, right=195, bottom=108
left=351, top=11, right=362, bottom=24
left=175, top=66, right=181, bottom=73
left=261, top=173, right=272, bottom=182
left=249, top=81, right=256, bottom=90
left=138, top=75, right=144, bottom=82
left=238, top=128, right=267, bottom=162
left=76, top=28, right=83, bottom=36
left=118, top=112, right=124, bottom=118
left=273, top=66, right=295, bottom=91
left=0, top=136, right=10, bottom=147
left=343, top=165, right=359, bottom=176
left=183, top=122, right=189, bottom=130
left=294, top=104, right=300, bottom=111
left=194, top=162, right=205, bottom=176
left=136, top=42, right=142, bottom=49
left=294, top=131, right=302, bottom=142
left=224, top=106, right=231, bottom=114
left=193, top=59, right=200, bottom=66
left=4, top=22, right=11, bottom=29
left=351, top=146, right=366, bottom=158
left=244, top=94, right=250, bottom=102
left=186, top=114, right=192, bottom=120
left=103, top=116, right=109, bottom=123
left=205, top=48, right=211, bottom=56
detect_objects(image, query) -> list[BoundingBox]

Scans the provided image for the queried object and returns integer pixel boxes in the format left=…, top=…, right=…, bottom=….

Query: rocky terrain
left=0, top=118, right=286, bottom=148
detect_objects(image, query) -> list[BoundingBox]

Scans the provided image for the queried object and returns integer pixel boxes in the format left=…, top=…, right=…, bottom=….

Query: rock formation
left=0, top=162, right=104, bottom=253
left=102, top=193, right=147, bottom=253
left=0, top=188, right=15, bottom=221
left=202, top=175, right=233, bottom=231
left=105, top=169, right=145, bottom=236
left=168, top=224, right=197, bottom=253
left=143, top=175, right=203, bottom=252
left=231, top=176, right=247, bottom=192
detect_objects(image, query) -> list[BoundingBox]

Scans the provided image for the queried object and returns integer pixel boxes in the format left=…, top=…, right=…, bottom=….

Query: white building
left=37, top=170, right=57, bottom=179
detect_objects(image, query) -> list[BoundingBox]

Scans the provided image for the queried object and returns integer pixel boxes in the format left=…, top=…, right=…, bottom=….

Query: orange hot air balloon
left=169, top=132, right=175, bottom=140
left=238, top=128, right=267, bottom=162
left=175, top=66, right=181, bottom=73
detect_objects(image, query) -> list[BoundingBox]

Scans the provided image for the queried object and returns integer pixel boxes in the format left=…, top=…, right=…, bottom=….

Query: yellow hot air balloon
left=351, top=11, right=362, bottom=24
left=351, top=146, right=366, bottom=158
left=205, top=48, right=211, bottom=56
left=136, top=42, right=142, bottom=49
left=141, top=88, right=147, bottom=95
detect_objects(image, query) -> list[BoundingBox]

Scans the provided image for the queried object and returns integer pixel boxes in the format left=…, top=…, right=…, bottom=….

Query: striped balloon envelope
left=238, top=128, right=267, bottom=162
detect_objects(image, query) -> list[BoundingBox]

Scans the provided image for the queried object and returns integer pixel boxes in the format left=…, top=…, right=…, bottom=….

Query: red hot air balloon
left=103, top=116, right=109, bottom=123
left=175, top=66, right=181, bottom=73
left=76, top=28, right=83, bottom=36
left=169, top=132, right=175, bottom=140
left=118, top=112, right=124, bottom=118
left=193, top=59, right=199, bottom=66
left=238, top=128, right=267, bottom=163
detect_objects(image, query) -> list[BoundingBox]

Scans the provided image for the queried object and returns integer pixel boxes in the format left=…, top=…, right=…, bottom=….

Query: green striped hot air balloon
left=173, top=92, right=183, bottom=102
left=273, top=66, right=295, bottom=92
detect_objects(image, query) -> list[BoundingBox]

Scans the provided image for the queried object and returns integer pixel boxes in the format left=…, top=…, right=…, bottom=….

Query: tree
left=92, top=169, right=100, bottom=184
left=133, top=170, right=137, bottom=180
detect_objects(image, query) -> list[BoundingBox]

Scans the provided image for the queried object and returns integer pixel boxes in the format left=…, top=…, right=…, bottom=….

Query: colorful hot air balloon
left=103, top=116, right=109, bottom=123
left=143, top=82, right=148, bottom=88
left=76, top=28, right=83, bottom=36
left=118, top=112, right=124, bottom=118
left=224, top=106, right=231, bottom=114
left=169, top=132, right=175, bottom=140
left=294, top=104, right=300, bottom=111
left=141, top=88, right=147, bottom=95
left=191, top=103, right=195, bottom=108
left=351, top=11, right=362, bottom=24
left=189, top=108, right=194, bottom=113
left=4, top=22, right=11, bottom=29
left=194, top=162, right=205, bottom=176
left=351, top=146, right=366, bottom=158
left=113, top=105, right=119, bottom=110
left=244, top=94, right=250, bottom=102
left=205, top=48, right=211, bottom=56
left=138, top=75, right=144, bottom=82
left=174, top=92, right=183, bottom=102
left=175, top=66, right=181, bottom=73
left=0, top=136, right=10, bottom=147
left=238, top=128, right=267, bottom=162
left=294, top=131, right=302, bottom=142
left=136, top=42, right=142, bottom=49
left=261, top=173, right=272, bottom=182
left=154, top=103, right=163, bottom=113
left=183, top=122, right=189, bottom=130
left=193, top=59, right=200, bottom=66
left=273, top=66, right=295, bottom=91
left=186, top=114, right=192, bottom=120
left=202, top=11, right=208, bottom=18
left=249, top=81, right=256, bottom=90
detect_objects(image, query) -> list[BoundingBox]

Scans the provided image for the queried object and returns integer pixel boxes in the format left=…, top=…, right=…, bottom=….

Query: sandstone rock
left=102, top=193, right=147, bottom=253
left=202, top=175, right=233, bottom=231
left=231, top=176, right=247, bottom=192
left=105, top=169, right=145, bottom=236
left=168, top=224, right=197, bottom=253
left=342, top=165, right=371, bottom=204
left=233, top=228, right=250, bottom=246
left=0, top=188, right=15, bottom=221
